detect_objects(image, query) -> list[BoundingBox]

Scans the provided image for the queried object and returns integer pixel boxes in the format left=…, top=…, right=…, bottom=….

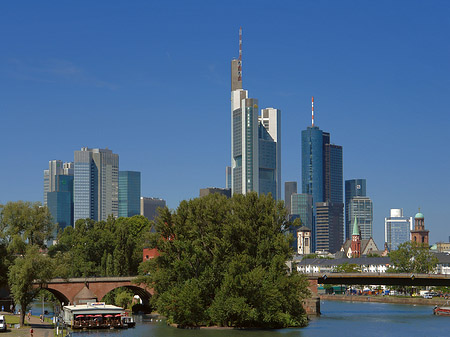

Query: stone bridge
left=35, top=277, right=153, bottom=306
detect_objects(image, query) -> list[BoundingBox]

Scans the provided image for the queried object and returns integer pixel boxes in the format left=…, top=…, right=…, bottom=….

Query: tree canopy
left=48, top=215, right=152, bottom=277
left=139, top=193, right=310, bottom=328
left=388, top=241, right=438, bottom=274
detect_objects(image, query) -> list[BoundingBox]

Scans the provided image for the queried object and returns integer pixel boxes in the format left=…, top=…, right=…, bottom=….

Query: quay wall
left=320, top=294, right=449, bottom=306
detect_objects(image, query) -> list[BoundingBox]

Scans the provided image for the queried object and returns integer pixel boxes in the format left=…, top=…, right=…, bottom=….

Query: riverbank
left=0, top=311, right=55, bottom=337
left=320, top=294, right=449, bottom=306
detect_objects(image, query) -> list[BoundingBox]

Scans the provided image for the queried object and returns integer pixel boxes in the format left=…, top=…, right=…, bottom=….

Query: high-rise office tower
left=118, top=171, right=141, bottom=218
left=284, top=181, right=297, bottom=214
left=259, top=108, right=281, bottom=200
left=74, top=147, right=119, bottom=223
left=291, top=193, right=313, bottom=229
left=301, top=97, right=343, bottom=252
left=230, top=28, right=281, bottom=200
left=140, top=197, right=166, bottom=222
left=345, top=179, right=367, bottom=239
left=385, top=208, right=413, bottom=251
left=348, top=196, right=373, bottom=240
left=44, top=160, right=66, bottom=205
left=47, top=174, right=74, bottom=231
left=315, top=201, right=344, bottom=253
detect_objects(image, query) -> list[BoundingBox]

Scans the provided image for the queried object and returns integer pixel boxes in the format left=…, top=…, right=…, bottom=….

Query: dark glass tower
left=345, top=179, right=367, bottom=239
left=301, top=103, right=343, bottom=252
left=118, top=171, right=141, bottom=218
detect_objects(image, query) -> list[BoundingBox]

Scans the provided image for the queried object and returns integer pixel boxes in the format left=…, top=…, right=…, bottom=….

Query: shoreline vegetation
left=320, top=294, right=449, bottom=306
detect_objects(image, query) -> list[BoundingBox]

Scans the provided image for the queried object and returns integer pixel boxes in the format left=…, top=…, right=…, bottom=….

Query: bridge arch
left=99, top=285, right=152, bottom=306
left=39, top=287, right=70, bottom=306
left=36, top=277, right=153, bottom=306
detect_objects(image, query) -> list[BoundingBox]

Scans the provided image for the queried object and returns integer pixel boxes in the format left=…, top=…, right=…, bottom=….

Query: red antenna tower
left=311, top=96, right=315, bottom=127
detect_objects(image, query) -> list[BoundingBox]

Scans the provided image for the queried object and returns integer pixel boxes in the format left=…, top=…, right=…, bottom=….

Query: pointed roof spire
left=352, top=216, right=359, bottom=236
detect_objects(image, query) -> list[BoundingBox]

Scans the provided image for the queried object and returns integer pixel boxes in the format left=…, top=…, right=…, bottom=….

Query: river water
left=67, top=300, right=447, bottom=337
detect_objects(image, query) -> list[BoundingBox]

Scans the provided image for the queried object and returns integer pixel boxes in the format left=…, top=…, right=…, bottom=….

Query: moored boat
left=121, top=316, right=136, bottom=328
left=433, top=304, right=450, bottom=316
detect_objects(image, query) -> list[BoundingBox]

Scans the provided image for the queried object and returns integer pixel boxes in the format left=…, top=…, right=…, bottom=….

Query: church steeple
left=352, top=216, right=359, bottom=236
left=351, top=216, right=361, bottom=258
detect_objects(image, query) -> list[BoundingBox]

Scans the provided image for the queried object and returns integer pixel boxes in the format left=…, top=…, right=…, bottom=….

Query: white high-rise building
left=230, top=28, right=281, bottom=200
left=74, top=147, right=119, bottom=223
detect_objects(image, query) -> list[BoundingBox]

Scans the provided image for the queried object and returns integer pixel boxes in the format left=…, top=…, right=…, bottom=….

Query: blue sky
left=1, top=0, right=449, bottom=247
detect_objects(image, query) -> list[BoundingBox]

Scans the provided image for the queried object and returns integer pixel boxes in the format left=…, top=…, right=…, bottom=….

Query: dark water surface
left=70, top=300, right=447, bottom=337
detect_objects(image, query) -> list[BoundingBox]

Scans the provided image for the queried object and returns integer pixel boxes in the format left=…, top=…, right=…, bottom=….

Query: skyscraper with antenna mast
left=230, top=28, right=281, bottom=200
left=301, top=97, right=343, bottom=252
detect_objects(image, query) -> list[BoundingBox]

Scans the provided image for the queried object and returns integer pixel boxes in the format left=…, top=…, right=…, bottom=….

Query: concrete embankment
left=320, top=294, right=449, bottom=306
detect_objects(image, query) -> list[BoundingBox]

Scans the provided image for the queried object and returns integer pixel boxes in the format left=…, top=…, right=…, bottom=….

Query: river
left=66, top=300, right=447, bottom=337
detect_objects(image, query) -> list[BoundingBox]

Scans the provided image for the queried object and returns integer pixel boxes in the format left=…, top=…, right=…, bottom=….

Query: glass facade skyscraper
left=301, top=123, right=343, bottom=252
left=47, top=174, right=74, bottom=232
left=230, top=30, right=281, bottom=200
left=345, top=179, right=367, bottom=240
left=291, top=193, right=313, bottom=229
left=118, top=171, right=141, bottom=218
left=349, top=196, right=373, bottom=240
left=284, top=181, right=297, bottom=214
left=385, top=208, right=413, bottom=251
left=74, top=147, right=119, bottom=223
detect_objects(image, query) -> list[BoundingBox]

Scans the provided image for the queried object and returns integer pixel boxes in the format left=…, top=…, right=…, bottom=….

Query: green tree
left=0, top=201, right=54, bottom=250
left=334, top=263, right=361, bottom=273
left=139, top=193, right=310, bottom=328
left=388, top=241, right=438, bottom=274
left=8, top=245, right=53, bottom=326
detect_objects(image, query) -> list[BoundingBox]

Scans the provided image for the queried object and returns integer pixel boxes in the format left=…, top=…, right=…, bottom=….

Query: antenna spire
left=311, top=96, right=315, bottom=127
left=239, top=27, right=242, bottom=61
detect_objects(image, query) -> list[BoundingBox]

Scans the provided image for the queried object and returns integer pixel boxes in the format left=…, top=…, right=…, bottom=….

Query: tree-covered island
left=138, top=192, right=310, bottom=328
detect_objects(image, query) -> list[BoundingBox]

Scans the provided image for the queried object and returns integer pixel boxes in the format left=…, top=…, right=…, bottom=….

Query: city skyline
left=1, top=1, right=449, bottom=248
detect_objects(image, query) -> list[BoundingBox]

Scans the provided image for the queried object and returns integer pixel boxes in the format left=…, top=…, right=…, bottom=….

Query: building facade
left=118, top=171, right=141, bottom=218
left=315, top=201, right=344, bottom=253
left=47, top=174, right=74, bottom=231
left=74, top=147, right=119, bottom=223
left=291, top=193, right=313, bottom=229
left=301, top=107, right=343, bottom=252
left=345, top=179, right=367, bottom=239
left=348, top=196, right=373, bottom=240
left=140, top=197, right=166, bottom=222
left=284, top=181, right=297, bottom=214
left=385, top=208, right=413, bottom=251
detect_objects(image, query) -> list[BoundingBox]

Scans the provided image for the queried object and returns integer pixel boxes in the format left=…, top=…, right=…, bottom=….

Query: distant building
left=410, top=211, right=429, bottom=246
left=301, top=100, right=343, bottom=251
left=140, top=197, right=166, bottom=222
left=44, top=160, right=74, bottom=206
left=199, top=187, right=231, bottom=198
left=284, top=181, right=297, bottom=214
left=47, top=174, right=74, bottom=231
left=297, top=257, right=391, bottom=274
left=118, top=171, right=141, bottom=218
left=74, top=147, right=119, bottom=223
left=436, top=242, right=450, bottom=253
left=230, top=29, right=281, bottom=200
left=385, top=208, right=413, bottom=251
left=345, top=179, right=367, bottom=239
left=291, top=193, right=313, bottom=229
left=297, top=226, right=312, bottom=255
left=315, top=201, right=344, bottom=253
left=348, top=196, right=373, bottom=240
